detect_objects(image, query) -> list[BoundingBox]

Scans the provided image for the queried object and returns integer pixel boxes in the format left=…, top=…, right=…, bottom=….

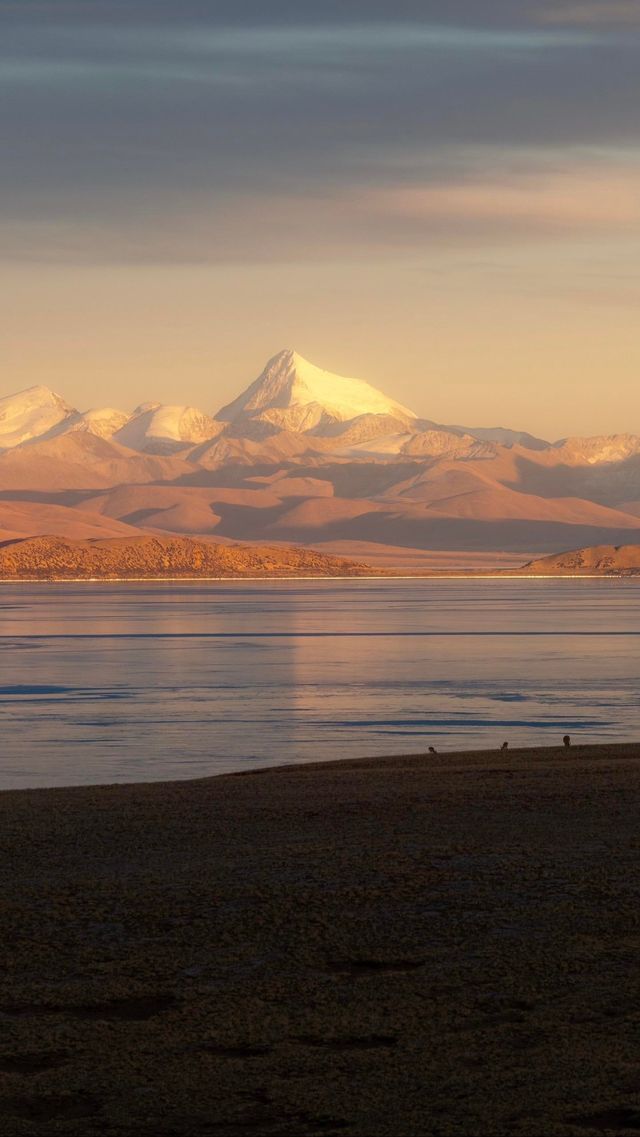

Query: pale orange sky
left=4, top=234, right=639, bottom=441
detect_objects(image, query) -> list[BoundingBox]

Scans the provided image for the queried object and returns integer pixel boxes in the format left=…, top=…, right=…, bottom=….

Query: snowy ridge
left=114, top=405, right=222, bottom=454
left=2, top=353, right=639, bottom=466
left=51, top=407, right=130, bottom=441
left=0, top=386, right=75, bottom=449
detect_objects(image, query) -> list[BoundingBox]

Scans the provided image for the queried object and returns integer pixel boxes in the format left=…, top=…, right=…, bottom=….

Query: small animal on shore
left=500, top=741, right=508, bottom=750
left=428, top=746, right=438, bottom=755
left=563, top=734, right=571, bottom=749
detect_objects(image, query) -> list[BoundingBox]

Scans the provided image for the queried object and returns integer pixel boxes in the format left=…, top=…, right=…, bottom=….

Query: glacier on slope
left=0, top=386, right=75, bottom=449
left=114, top=404, right=222, bottom=454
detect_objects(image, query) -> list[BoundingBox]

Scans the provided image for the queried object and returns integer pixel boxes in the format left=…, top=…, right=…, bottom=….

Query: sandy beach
left=1, top=744, right=639, bottom=1136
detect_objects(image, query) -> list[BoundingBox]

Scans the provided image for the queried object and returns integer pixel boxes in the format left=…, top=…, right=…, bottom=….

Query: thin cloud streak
left=2, top=0, right=638, bottom=31
left=3, top=155, right=639, bottom=266
left=369, top=165, right=640, bottom=230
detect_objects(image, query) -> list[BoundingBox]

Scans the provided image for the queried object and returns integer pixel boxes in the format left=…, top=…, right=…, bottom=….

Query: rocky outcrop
left=0, top=535, right=370, bottom=580
left=518, top=544, right=640, bottom=575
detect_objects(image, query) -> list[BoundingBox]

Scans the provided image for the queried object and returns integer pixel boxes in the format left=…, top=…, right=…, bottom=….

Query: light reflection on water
left=0, top=578, right=639, bottom=788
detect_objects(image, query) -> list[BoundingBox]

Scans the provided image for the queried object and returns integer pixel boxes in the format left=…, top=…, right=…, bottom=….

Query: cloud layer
left=2, top=3, right=639, bottom=262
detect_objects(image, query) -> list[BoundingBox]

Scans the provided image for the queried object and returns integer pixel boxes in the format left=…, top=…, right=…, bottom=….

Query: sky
left=2, top=0, right=640, bottom=440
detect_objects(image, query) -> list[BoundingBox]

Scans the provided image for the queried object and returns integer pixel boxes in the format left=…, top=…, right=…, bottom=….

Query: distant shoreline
left=3, top=741, right=638, bottom=796
left=0, top=572, right=639, bottom=582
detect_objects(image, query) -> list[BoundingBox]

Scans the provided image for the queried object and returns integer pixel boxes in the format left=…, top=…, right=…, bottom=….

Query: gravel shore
left=1, top=744, right=639, bottom=1136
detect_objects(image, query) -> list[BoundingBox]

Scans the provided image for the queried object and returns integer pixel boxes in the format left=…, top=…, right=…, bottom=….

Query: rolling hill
left=518, top=544, right=640, bottom=575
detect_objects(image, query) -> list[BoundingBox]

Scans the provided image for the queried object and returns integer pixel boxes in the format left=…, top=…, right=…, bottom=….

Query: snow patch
left=0, top=385, right=75, bottom=449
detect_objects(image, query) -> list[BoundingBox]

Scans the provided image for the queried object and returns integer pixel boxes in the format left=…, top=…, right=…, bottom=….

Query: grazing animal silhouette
left=501, top=741, right=509, bottom=750
left=563, top=734, right=571, bottom=749
left=428, top=746, right=437, bottom=755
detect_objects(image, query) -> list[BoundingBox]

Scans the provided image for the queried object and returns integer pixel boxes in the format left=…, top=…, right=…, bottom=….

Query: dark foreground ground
left=1, top=744, right=639, bottom=1136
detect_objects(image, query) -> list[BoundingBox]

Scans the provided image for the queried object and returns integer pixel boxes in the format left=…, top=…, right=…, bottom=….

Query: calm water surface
left=0, top=579, right=639, bottom=788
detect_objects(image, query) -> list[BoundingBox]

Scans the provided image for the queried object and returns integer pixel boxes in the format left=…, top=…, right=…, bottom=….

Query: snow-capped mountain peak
left=0, top=385, right=76, bottom=449
left=113, top=403, right=222, bottom=454
left=216, top=349, right=417, bottom=432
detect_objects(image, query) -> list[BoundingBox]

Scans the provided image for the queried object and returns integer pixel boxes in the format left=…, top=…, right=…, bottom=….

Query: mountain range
left=2, top=348, right=640, bottom=565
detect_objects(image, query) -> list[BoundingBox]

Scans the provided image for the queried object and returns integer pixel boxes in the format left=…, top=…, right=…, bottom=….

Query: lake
left=0, top=578, right=639, bottom=788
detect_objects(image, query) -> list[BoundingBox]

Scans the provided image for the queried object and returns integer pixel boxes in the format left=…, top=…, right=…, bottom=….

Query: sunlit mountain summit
left=217, top=348, right=417, bottom=434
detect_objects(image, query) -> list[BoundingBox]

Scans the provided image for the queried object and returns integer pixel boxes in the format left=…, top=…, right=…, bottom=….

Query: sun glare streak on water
left=0, top=579, right=638, bottom=788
